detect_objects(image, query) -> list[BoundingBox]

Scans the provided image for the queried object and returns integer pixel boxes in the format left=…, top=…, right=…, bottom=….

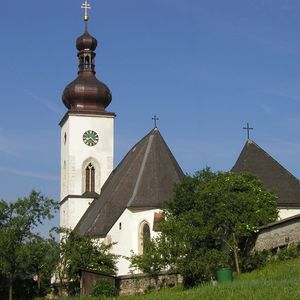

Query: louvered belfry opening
left=85, top=163, right=95, bottom=192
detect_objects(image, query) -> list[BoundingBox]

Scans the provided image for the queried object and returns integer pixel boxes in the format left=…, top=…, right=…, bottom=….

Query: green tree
left=130, top=236, right=170, bottom=288
left=23, top=235, right=60, bottom=295
left=195, top=171, right=278, bottom=274
left=130, top=169, right=278, bottom=287
left=55, top=229, right=118, bottom=296
left=0, top=190, right=58, bottom=300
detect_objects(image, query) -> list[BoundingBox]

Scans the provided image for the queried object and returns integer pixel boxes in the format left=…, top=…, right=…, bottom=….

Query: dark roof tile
left=75, top=128, right=184, bottom=237
left=232, top=140, right=300, bottom=207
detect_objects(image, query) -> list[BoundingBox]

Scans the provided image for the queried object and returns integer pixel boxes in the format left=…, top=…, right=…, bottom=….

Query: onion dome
left=62, top=72, right=112, bottom=111
left=76, top=30, right=97, bottom=51
left=62, top=25, right=112, bottom=112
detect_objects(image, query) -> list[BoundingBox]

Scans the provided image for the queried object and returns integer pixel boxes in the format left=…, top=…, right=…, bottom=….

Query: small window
left=119, top=222, right=122, bottom=230
left=84, top=55, right=90, bottom=69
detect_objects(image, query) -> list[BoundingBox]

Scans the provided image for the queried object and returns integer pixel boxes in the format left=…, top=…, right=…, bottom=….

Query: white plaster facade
left=60, top=196, right=94, bottom=230
left=104, top=208, right=160, bottom=275
left=60, top=112, right=114, bottom=230
left=279, top=208, right=300, bottom=220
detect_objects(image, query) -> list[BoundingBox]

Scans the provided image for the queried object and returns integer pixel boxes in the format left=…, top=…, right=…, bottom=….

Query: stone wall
left=254, top=214, right=300, bottom=251
left=80, top=269, right=182, bottom=296
left=117, top=272, right=182, bottom=296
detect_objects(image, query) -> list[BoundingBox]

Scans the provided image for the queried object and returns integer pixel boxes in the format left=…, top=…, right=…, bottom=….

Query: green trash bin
left=216, top=267, right=233, bottom=283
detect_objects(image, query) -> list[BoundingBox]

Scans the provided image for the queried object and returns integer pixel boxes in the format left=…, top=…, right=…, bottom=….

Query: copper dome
left=62, top=72, right=112, bottom=111
left=76, top=30, right=97, bottom=51
left=62, top=26, right=112, bottom=113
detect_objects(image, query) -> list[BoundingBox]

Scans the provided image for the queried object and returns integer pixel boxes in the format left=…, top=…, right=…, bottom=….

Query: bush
left=178, top=248, right=230, bottom=287
left=91, top=280, right=117, bottom=297
left=241, top=250, right=269, bottom=273
left=277, top=244, right=300, bottom=261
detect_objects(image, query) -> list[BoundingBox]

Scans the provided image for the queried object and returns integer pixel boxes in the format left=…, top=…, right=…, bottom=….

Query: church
left=59, top=2, right=184, bottom=275
left=59, top=2, right=300, bottom=275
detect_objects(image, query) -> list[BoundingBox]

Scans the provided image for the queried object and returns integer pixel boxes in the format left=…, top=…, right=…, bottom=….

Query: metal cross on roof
left=243, top=122, right=253, bottom=140
left=81, top=0, right=91, bottom=21
left=152, top=115, right=159, bottom=128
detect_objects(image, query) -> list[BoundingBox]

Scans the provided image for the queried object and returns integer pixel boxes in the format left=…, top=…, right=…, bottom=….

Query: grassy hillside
left=65, top=258, right=300, bottom=300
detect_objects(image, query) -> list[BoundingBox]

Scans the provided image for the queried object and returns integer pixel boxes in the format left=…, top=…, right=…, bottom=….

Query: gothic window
left=85, top=163, right=95, bottom=192
left=138, top=221, right=151, bottom=255
left=82, top=158, right=100, bottom=194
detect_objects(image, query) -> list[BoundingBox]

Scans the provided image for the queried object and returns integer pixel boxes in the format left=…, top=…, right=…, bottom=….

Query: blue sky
left=1, top=1, right=300, bottom=233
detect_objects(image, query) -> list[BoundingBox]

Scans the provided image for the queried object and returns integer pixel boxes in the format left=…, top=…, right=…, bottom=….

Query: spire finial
left=81, top=0, right=91, bottom=22
left=243, top=122, right=253, bottom=140
left=152, top=115, right=159, bottom=128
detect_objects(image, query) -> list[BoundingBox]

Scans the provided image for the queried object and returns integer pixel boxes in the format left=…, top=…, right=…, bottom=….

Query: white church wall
left=60, top=197, right=94, bottom=230
left=60, top=113, right=114, bottom=198
left=106, top=208, right=160, bottom=276
left=278, top=208, right=300, bottom=220
left=61, top=119, right=70, bottom=199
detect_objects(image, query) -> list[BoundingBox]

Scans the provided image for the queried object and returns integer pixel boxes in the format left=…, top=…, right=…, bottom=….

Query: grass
left=62, top=258, right=300, bottom=300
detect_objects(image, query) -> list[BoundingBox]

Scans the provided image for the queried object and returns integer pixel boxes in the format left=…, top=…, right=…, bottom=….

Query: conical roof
left=232, top=139, right=300, bottom=207
left=75, top=128, right=184, bottom=237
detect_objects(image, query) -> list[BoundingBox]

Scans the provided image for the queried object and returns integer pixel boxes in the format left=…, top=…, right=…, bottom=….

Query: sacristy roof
left=231, top=139, right=300, bottom=207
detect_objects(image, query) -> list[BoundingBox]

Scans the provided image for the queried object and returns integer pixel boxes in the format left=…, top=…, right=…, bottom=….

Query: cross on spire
left=152, top=115, right=159, bottom=128
left=81, top=0, right=91, bottom=22
left=243, top=122, right=253, bottom=140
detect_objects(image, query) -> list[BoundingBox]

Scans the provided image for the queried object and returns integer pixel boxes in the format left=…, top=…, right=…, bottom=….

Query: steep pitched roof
left=75, top=128, right=184, bottom=237
left=231, top=139, right=300, bottom=207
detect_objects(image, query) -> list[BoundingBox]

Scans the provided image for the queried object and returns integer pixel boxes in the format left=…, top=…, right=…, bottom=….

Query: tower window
left=85, top=163, right=95, bottom=192
left=84, top=55, right=90, bottom=69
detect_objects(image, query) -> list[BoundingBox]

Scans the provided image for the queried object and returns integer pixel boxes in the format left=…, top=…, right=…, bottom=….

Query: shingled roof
left=232, top=139, right=300, bottom=207
left=75, top=128, right=184, bottom=237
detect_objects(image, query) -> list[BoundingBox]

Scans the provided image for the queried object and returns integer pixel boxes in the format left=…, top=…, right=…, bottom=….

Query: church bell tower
left=60, top=1, right=115, bottom=230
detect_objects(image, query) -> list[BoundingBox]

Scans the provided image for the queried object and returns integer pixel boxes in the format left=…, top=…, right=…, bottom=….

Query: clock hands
left=83, top=130, right=99, bottom=146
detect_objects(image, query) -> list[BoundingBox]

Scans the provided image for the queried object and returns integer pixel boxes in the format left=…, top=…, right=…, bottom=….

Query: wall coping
left=259, top=213, right=300, bottom=231
left=118, top=271, right=178, bottom=280
left=79, top=268, right=116, bottom=279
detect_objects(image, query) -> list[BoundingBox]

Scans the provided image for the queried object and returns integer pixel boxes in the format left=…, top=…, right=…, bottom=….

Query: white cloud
left=272, top=92, right=300, bottom=102
left=259, top=103, right=272, bottom=115
left=0, top=128, right=18, bottom=157
left=0, top=166, right=59, bottom=181
left=25, top=90, right=63, bottom=115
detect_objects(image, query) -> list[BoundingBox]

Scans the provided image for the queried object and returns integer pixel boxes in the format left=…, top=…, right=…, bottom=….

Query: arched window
left=82, top=158, right=100, bottom=194
left=138, top=221, right=151, bottom=255
left=143, top=223, right=151, bottom=254
left=84, top=55, right=90, bottom=69
left=85, top=163, right=95, bottom=192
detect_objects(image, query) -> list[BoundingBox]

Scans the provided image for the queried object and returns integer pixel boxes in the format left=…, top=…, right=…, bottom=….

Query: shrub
left=277, top=244, right=300, bottom=261
left=241, top=250, right=269, bottom=273
left=91, top=280, right=117, bottom=297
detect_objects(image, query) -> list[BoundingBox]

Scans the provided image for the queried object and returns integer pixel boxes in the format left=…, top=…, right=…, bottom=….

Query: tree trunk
left=232, top=233, right=240, bottom=274
left=59, top=277, right=63, bottom=298
left=37, top=272, right=41, bottom=292
left=8, top=274, right=13, bottom=300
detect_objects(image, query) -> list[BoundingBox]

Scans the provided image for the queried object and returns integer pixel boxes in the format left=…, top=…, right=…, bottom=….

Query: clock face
left=83, top=130, right=99, bottom=146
